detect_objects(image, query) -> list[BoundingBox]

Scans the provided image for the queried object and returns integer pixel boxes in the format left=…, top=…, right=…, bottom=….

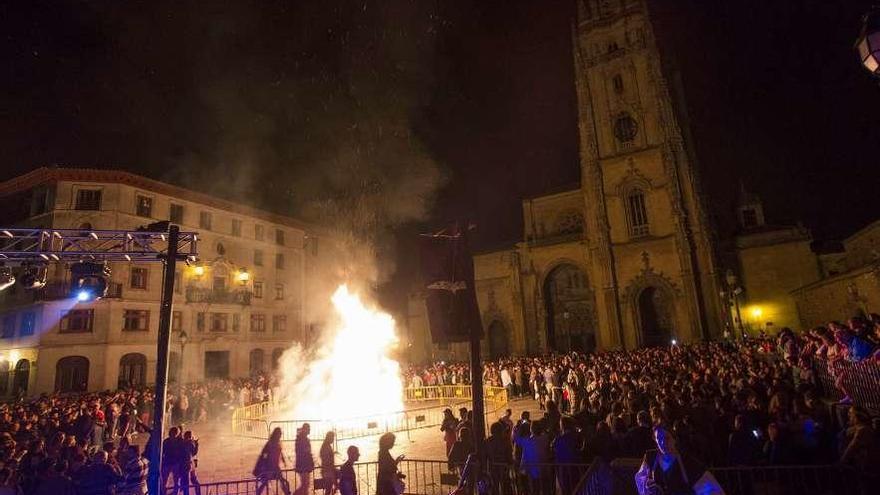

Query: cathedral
left=407, top=0, right=726, bottom=360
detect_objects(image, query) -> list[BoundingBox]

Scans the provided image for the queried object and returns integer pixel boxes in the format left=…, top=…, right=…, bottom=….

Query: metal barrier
left=812, top=358, right=880, bottom=413
left=710, top=464, right=871, bottom=495
left=232, top=386, right=509, bottom=442
left=169, top=459, right=603, bottom=495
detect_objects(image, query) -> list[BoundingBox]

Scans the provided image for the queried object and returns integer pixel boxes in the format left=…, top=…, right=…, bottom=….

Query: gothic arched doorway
left=118, top=353, right=147, bottom=389
left=543, top=263, right=597, bottom=352
left=55, top=356, right=89, bottom=393
left=487, top=320, right=510, bottom=359
left=637, top=286, right=674, bottom=347
left=13, top=360, right=30, bottom=395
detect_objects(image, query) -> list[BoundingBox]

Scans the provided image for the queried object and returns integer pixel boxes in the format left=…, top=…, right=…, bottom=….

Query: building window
left=232, top=219, right=242, bottom=237
left=213, top=276, right=226, bottom=292
left=123, top=310, right=150, bottom=331
left=196, top=312, right=206, bottom=332
left=75, top=189, right=102, bottom=210
left=612, top=74, right=624, bottom=94
left=216, top=242, right=226, bottom=256
left=199, top=211, right=212, bottom=230
left=172, top=311, right=182, bottom=332
left=254, top=281, right=264, bottom=299
left=272, top=315, right=287, bottom=333
left=130, top=267, right=148, bottom=289
left=169, top=203, right=185, bottom=224
left=275, top=253, right=285, bottom=270
left=254, top=250, right=264, bottom=266
left=613, top=113, right=639, bottom=143
left=742, top=208, right=758, bottom=229
left=275, top=229, right=285, bottom=246
left=625, top=189, right=650, bottom=238
left=251, top=314, right=266, bottom=332
left=1, top=315, right=14, bottom=339
left=233, top=313, right=241, bottom=332
left=210, top=313, right=228, bottom=332
left=255, top=224, right=264, bottom=241
left=31, top=187, right=50, bottom=216
left=20, top=313, right=35, bottom=336
left=60, top=309, right=94, bottom=333
left=174, top=271, right=182, bottom=294
left=136, top=195, right=153, bottom=217
left=275, top=284, right=284, bottom=300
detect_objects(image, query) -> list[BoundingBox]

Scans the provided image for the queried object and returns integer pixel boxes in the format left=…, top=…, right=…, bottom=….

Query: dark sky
left=2, top=0, right=879, bottom=309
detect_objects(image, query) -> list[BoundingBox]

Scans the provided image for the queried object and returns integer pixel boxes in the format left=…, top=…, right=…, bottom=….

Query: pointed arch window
left=625, top=188, right=650, bottom=238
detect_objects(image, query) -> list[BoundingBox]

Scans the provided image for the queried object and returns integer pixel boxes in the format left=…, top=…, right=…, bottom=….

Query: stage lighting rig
left=70, top=261, right=111, bottom=302
left=19, top=263, right=48, bottom=290
left=0, top=265, right=14, bottom=291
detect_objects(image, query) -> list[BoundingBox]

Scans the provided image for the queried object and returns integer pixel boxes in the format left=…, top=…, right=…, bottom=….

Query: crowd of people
left=410, top=319, right=880, bottom=494
left=2, top=316, right=880, bottom=495
left=0, top=376, right=273, bottom=495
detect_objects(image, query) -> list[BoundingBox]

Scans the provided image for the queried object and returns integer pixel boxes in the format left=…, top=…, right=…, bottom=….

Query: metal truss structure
left=0, top=224, right=197, bottom=493
left=0, top=227, right=198, bottom=263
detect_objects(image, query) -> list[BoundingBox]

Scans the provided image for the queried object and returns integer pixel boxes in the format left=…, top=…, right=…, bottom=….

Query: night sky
left=2, top=0, right=879, bottom=310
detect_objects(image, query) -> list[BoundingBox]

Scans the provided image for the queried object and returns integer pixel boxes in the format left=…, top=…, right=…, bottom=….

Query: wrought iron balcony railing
left=185, top=286, right=252, bottom=305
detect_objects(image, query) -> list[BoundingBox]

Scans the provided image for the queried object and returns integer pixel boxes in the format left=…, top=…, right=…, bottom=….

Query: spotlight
left=20, top=264, right=48, bottom=290
left=0, top=266, right=14, bottom=291
left=70, top=262, right=111, bottom=301
left=671, top=339, right=678, bottom=346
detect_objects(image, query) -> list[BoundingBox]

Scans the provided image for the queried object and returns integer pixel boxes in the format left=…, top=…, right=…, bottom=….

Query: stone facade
left=0, top=168, right=332, bottom=396
left=733, top=226, right=821, bottom=333
left=406, top=1, right=727, bottom=359
left=792, top=221, right=880, bottom=328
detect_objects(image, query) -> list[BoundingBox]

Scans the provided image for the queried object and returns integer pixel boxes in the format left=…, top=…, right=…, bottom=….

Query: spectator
left=118, top=446, right=148, bottom=495
left=73, top=451, right=120, bottom=495
left=338, top=446, right=359, bottom=495
left=375, top=433, right=403, bottom=495
left=254, top=428, right=291, bottom=495
left=319, top=431, right=337, bottom=495
left=293, top=424, right=314, bottom=495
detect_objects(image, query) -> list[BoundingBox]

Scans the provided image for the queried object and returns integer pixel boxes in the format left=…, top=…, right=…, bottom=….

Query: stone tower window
left=741, top=208, right=758, bottom=229
left=625, top=189, right=650, bottom=238
left=612, top=74, right=624, bottom=95
left=613, top=113, right=639, bottom=142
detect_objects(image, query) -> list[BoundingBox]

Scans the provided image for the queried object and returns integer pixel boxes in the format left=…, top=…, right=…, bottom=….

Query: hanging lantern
left=856, top=9, right=880, bottom=75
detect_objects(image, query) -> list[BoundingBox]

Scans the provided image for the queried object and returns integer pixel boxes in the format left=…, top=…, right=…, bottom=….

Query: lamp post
left=725, top=270, right=745, bottom=338
left=177, top=330, right=188, bottom=385
left=856, top=8, right=880, bottom=75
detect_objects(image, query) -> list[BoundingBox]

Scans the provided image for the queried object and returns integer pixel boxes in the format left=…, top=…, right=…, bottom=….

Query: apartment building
left=0, top=167, right=322, bottom=395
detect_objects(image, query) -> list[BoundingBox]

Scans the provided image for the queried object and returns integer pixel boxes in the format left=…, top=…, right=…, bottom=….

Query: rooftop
left=0, top=166, right=317, bottom=233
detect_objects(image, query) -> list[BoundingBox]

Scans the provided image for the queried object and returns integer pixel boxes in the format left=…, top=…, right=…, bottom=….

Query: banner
left=418, top=224, right=482, bottom=343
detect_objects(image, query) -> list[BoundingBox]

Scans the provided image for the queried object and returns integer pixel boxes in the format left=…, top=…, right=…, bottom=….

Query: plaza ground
left=184, top=396, right=538, bottom=483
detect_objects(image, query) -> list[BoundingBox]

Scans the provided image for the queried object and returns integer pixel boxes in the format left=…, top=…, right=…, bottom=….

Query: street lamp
left=856, top=9, right=880, bottom=75
left=177, top=330, right=188, bottom=384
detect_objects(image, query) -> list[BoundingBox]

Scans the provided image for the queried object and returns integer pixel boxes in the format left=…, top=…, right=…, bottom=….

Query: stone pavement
left=188, top=396, right=539, bottom=483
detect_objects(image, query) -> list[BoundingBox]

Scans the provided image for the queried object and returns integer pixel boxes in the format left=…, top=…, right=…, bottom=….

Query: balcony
left=34, top=282, right=123, bottom=302
left=185, top=286, right=252, bottom=306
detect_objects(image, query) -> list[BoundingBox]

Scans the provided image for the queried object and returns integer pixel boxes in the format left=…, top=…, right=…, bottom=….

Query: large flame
left=276, top=284, right=404, bottom=421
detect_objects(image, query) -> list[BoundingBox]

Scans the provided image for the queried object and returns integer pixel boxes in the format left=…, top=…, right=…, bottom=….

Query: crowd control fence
left=812, top=357, right=880, bottom=413
left=231, top=385, right=509, bottom=443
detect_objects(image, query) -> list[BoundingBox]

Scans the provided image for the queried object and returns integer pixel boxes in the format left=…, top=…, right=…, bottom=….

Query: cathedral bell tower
left=572, top=0, right=721, bottom=348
